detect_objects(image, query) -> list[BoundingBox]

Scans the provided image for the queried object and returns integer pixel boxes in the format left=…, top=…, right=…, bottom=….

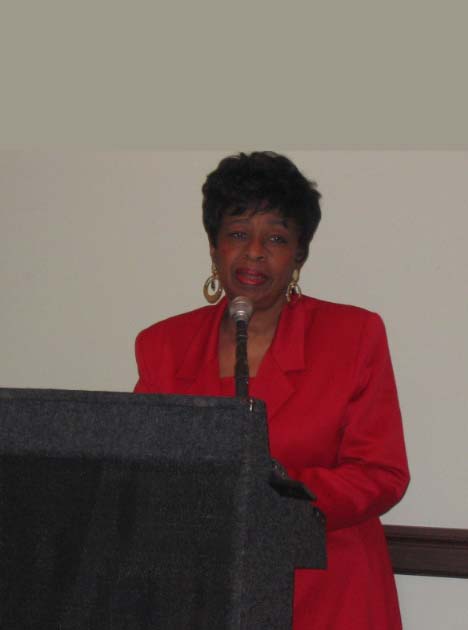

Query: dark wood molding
left=384, top=525, right=468, bottom=579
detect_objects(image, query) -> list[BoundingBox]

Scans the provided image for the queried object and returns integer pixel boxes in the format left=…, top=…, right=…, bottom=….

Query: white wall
left=1, top=151, right=467, bottom=627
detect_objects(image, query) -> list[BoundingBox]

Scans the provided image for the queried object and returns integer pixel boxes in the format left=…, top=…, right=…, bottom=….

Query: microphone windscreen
left=229, top=296, right=253, bottom=323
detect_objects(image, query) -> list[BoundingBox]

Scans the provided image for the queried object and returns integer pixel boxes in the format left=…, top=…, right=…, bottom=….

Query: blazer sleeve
left=133, top=317, right=186, bottom=393
left=287, top=312, right=410, bottom=532
left=133, top=329, right=153, bottom=393
left=133, top=324, right=170, bottom=393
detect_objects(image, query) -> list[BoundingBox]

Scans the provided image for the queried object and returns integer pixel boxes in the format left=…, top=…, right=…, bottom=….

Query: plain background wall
left=1, top=150, right=467, bottom=627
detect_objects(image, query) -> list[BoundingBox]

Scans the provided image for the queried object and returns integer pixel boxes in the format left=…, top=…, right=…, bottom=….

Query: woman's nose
left=244, top=237, right=266, bottom=261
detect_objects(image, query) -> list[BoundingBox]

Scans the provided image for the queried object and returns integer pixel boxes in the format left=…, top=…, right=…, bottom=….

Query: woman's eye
left=229, top=231, right=247, bottom=240
left=270, top=234, right=287, bottom=244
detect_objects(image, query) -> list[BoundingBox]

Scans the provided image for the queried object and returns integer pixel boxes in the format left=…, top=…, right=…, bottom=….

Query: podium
left=0, top=388, right=325, bottom=629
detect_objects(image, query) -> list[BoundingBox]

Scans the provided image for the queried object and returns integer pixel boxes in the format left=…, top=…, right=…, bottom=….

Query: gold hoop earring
left=286, top=268, right=302, bottom=303
left=203, top=263, right=223, bottom=304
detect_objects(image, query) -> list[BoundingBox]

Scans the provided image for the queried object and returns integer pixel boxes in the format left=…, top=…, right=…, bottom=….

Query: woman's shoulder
left=299, top=295, right=388, bottom=344
left=301, top=294, right=382, bottom=322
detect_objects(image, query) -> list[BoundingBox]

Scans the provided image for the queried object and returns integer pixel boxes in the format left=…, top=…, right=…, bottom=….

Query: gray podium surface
left=0, top=388, right=325, bottom=629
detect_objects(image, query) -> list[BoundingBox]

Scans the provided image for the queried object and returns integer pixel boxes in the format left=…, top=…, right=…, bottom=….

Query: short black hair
left=202, top=151, right=322, bottom=262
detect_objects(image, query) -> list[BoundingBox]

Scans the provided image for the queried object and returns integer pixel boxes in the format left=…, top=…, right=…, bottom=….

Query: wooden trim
left=384, top=525, right=468, bottom=578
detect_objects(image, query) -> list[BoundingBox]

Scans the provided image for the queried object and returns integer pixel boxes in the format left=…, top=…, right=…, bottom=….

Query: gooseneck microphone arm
left=229, top=296, right=253, bottom=398
left=234, top=318, right=249, bottom=397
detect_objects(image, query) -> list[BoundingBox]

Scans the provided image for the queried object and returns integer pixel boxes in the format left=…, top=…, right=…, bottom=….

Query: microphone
left=229, top=296, right=253, bottom=397
left=229, top=296, right=253, bottom=323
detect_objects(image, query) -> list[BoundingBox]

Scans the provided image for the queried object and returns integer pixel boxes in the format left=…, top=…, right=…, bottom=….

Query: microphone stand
left=234, top=318, right=249, bottom=398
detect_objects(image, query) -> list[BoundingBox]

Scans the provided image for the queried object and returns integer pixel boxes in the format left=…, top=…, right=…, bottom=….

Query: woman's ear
left=209, top=241, right=217, bottom=262
left=294, top=248, right=306, bottom=267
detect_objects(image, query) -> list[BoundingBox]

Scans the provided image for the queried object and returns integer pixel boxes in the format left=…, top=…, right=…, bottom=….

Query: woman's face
left=210, top=209, right=302, bottom=313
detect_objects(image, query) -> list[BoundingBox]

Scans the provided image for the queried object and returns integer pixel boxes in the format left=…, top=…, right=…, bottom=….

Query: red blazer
left=134, top=295, right=410, bottom=630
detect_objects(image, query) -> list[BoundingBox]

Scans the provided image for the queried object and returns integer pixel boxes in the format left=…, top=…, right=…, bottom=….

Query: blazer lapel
left=252, top=299, right=306, bottom=420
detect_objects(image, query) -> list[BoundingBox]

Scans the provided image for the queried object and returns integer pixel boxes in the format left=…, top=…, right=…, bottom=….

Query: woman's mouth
left=235, top=267, right=268, bottom=286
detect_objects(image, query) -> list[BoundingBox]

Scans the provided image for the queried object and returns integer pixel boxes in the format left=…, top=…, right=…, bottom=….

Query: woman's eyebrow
left=224, top=217, right=250, bottom=225
left=271, top=218, right=289, bottom=227
left=224, top=217, right=290, bottom=227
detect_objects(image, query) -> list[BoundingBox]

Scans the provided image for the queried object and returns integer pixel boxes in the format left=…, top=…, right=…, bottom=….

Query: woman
left=134, top=151, right=410, bottom=630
